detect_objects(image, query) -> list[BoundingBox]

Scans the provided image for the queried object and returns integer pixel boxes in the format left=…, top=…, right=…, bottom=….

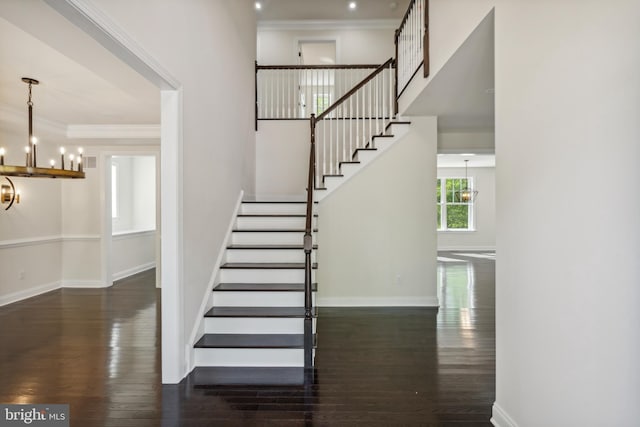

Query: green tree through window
left=437, top=178, right=473, bottom=230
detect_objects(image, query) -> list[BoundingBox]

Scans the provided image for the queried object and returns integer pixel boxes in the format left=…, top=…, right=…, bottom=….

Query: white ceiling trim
left=67, top=124, right=161, bottom=139
left=0, top=104, right=66, bottom=136
left=258, top=19, right=399, bottom=31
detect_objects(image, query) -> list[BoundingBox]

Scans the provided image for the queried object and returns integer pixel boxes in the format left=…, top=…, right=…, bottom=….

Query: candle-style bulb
left=0, top=148, right=4, bottom=155
left=31, top=136, right=38, bottom=144
left=25, top=146, right=30, bottom=153
left=60, top=147, right=65, bottom=154
left=69, top=154, right=75, bottom=161
left=78, top=147, right=83, bottom=155
left=50, top=159, right=55, bottom=168
left=0, top=147, right=4, bottom=166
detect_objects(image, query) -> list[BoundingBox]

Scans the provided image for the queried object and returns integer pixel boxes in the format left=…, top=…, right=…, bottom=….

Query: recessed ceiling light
left=255, top=2, right=262, bottom=10
left=349, top=2, right=357, bottom=10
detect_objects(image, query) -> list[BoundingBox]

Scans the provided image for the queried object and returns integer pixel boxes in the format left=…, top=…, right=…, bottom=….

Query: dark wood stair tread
left=352, top=147, right=377, bottom=159
left=221, top=262, right=317, bottom=269
left=195, top=333, right=315, bottom=349
left=191, top=367, right=307, bottom=386
left=214, top=283, right=318, bottom=292
left=372, top=134, right=395, bottom=139
left=227, top=244, right=318, bottom=250
left=385, top=121, right=411, bottom=131
left=205, top=306, right=318, bottom=317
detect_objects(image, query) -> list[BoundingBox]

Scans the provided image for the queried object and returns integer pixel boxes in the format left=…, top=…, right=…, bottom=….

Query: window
left=313, top=93, right=331, bottom=115
left=111, top=163, right=118, bottom=219
left=437, top=178, right=474, bottom=231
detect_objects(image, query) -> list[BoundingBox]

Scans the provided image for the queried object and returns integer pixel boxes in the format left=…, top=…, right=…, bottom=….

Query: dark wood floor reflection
left=0, top=253, right=495, bottom=426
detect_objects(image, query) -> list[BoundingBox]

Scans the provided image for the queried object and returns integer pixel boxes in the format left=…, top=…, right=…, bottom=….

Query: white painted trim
left=67, top=124, right=160, bottom=139
left=0, top=104, right=67, bottom=136
left=0, top=236, right=62, bottom=249
left=161, top=88, right=184, bottom=383
left=317, top=296, right=439, bottom=307
left=258, top=19, right=399, bottom=31
left=186, top=190, right=244, bottom=373
left=46, top=0, right=180, bottom=90
left=47, top=0, right=184, bottom=384
left=63, top=235, right=101, bottom=242
left=112, top=229, right=156, bottom=240
left=113, top=261, right=156, bottom=282
left=438, top=246, right=496, bottom=251
left=61, top=280, right=108, bottom=288
left=0, top=235, right=101, bottom=249
left=491, top=403, right=519, bottom=427
left=0, top=281, right=60, bottom=307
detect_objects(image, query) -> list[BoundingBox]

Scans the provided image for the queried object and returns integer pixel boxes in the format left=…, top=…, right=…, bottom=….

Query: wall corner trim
left=491, top=403, right=519, bottom=427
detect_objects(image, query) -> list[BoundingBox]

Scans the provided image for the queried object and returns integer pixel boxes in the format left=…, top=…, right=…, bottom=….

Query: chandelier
left=0, top=78, right=85, bottom=179
left=456, top=159, right=478, bottom=203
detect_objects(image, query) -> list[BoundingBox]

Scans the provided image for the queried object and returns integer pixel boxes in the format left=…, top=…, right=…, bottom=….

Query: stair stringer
left=186, top=190, right=245, bottom=373
left=316, top=122, right=411, bottom=202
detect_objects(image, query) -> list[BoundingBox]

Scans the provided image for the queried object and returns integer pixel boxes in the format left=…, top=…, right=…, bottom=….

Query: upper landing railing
left=396, top=0, right=430, bottom=98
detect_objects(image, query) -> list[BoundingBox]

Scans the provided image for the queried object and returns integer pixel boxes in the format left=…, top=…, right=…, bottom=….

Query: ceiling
left=256, top=0, right=411, bottom=21
left=0, top=0, right=160, bottom=144
left=405, top=10, right=494, bottom=132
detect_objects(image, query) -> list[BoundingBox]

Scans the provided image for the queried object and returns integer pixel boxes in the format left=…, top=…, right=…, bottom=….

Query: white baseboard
left=0, top=281, right=61, bottom=307
left=113, top=262, right=156, bottom=282
left=438, top=246, right=496, bottom=252
left=317, top=296, right=439, bottom=307
left=61, top=280, right=108, bottom=288
left=491, top=403, right=519, bottom=427
left=186, top=190, right=244, bottom=372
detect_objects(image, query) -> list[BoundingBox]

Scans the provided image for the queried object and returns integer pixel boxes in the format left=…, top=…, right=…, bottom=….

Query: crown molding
left=0, top=104, right=67, bottom=136
left=66, top=124, right=161, bottom=139
left=258, top=19, right=399, bottom=31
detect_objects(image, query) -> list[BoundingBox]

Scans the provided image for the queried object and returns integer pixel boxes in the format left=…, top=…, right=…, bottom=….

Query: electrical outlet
left=19, top=270, right=25, bottom=280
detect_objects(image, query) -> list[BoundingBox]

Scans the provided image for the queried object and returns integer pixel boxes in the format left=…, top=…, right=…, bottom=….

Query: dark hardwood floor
left=0, top=252, right=495, bottom=426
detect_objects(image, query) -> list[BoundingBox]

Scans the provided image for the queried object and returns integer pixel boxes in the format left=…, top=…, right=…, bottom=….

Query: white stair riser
left=212, top=291, right=315, bottom=307
left=231, top=232, right=315, bottom=245
left=204, top=317, right=316, bottom=334
left=226, top=249, right=314, bottom=263
left=236, top=217, right=314, bottom=230
left=240, top=203, right=307, bottom=215
left=220, top=269, right=314, bottom=283
left=194, top=348, right=314, bottom=367
left=353, top=149, right=378, bottom=164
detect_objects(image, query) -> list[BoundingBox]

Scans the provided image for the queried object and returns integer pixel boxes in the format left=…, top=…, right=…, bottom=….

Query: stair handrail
left=316, top=58, right=395, bottom=123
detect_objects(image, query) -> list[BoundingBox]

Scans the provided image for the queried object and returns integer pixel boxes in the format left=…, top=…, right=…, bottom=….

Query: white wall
left=493, top=0, right=640, bottom=426
left=317, top=117, right=438, bottom=306
left=437, top=166, right=495, bottom=250
left=112, top=155, right=156, bottom=233
left=112, top=230, right=156, bottom=281
left=398, top=0, right=495, bottom=114
left=88, top=0, right=257, bottom=381
left=258, top=27, right=395, bottom=65
left=255, top=120, right=309, bottom=199
left=439, top=131, right=494, bottom=153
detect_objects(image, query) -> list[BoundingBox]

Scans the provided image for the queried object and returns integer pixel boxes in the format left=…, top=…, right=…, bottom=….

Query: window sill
left=437, top=229, right=476, bottom=233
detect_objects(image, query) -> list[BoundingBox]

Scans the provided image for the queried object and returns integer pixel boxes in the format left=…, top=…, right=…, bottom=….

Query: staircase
left=317, top=120, right=412, bottom=200
left=191, top=201, right=317, bottom=384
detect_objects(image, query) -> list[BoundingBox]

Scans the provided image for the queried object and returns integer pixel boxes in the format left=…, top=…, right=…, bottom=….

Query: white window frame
left=437, top=177, right=476, bottom=231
